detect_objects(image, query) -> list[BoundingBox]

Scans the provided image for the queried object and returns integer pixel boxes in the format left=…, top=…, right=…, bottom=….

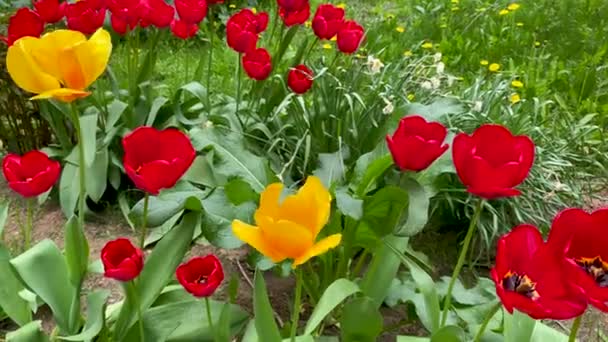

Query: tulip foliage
left=0, top=0, right=604, bottom=341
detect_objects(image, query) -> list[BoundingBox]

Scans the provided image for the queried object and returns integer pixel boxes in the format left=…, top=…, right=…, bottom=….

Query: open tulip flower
left=175, top=0, right=208, bottom=24
left=33, top=0, right=65, bottom=24
left=312, top=4, right=345, bottom=40
left=101, top=238, right=144, bottom=282
left=232, top=176, right=341, bottom=268
left=226, top=9, right=269, bottom=53
left=452, top=124, right=534, bottom=199
left=491, top=225, right=587, bottom=319
left=122, top=126, right=196, bottom=195
left=6, top=28, right=112, bottom=102
left=547, top=208, right=608, bottom=311
left=176, top=255, right=224, bottom=298
left=1, top=8, right=44, bottom=46
left=65, top=0, right=106, bottom=35
left=386, top=115, right=449, bottom=172
left=2, top=150, right=60, bottom=198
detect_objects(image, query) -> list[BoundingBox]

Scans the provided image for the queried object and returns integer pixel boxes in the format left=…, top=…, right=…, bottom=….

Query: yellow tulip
left=232, top=176, right=342, bottom=268
left=6, top=28, right=112, bottom=103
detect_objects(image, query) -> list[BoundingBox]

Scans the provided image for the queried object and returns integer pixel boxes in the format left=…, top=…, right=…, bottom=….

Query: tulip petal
left=261, top=218, right=314, bottom=259
left=6, top=37, right=61, bottom=95
left=293, top=233, right=341, bottom=267
left=232, top=219, right=284, bottom=262
left=452, top=133, right=475, bottom=186
left=2, top=154, right=23, bottom=182
left=122, top=126, right=162, bottom=167
left=254, top=183, right=284, bottom=224
left=279, top=176, right=330, bottom=236
left=30, top=88, right=90, bottom=102
left=495, top=224, right=542, bottom=276
left=34, top=29, right=87, bottom=82
left=74, top=28, right=112, bottom=87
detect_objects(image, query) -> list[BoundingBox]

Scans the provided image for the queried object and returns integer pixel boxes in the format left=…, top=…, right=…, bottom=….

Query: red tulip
left=108, top=0, right=142, bottom=32
left=140, top=0, right=174, bottom=28
left=101, top=238, right=144, bottom=281
left=277, top=0, right=308, bottom=12
left=226, top=9, right=269, bottom=53
left=0, top=8, right=44, bottom=46
left=175, top=0, right=207, bottom=24
left=242, top=48, right=272, bottom=81
left=176, top=255, right=224, bottom=297
left=111, top=14, right=136, bottom=35
left=279, top=2, right=309, bottom=27
left=547, top=208, right=608, bottom=311
left=386, top=115, right=449, bottom=172
left=337, top=20, right=364, bottom=54
left=208, top=0, right=224, bottom=3
left=33, top=0, right=65, bottom=24
left=452, top=124, right=534, bottom=199
left=491, top=225, right=587, bottom=319
left=311, top=4, right=344, bottom=40
left=122, top=127, right=196, bottom=195
left=66, top=0, right=106, bottom=35
left=287, top=64, right=314, bottom=94
left=2, top=151, right=60, bottom=198
left=171, top=19, right=199, bottom=39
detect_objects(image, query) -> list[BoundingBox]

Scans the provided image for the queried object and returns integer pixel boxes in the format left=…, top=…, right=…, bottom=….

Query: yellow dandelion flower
left=322, top=43, right=332, bottom=50
left=507, top=3, right=520, bottom=11
left=511, top=80, right=524, bottom=88
left=499, top=9, right=509, bottom=15
left=336, top=3, right=346, bottom=9
left=516, top=22, right=524, bottom=27
left=396, top=26, right=405, bottom=33
left=489, top=63, right=501, bottom=72
left=229, top=4, right=236, bottom=8
left=403, top=50, right=413, bottom=57
left=510, top=93, right=521, bottom=104
left=422, top=42, right=433, bottom=49
left=534, top=41, right=541, bottom=47
left=407, top=93, right=415, bottom=101
left=304, top=21, right=312, bottom=28
left=251, top=7, right=257, bottom=14
left=480, top=60, right=489, bottom=66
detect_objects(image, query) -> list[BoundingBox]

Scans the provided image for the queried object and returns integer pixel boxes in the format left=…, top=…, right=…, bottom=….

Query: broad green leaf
left=225, top=178, right=258, bottom=205
left=313, top=150, right=346, bottom=188
left=63, top=216, right=89, bottom=287
left=351, top=144, right=392, bottom=196
left=430, top=325, right=466, bottom=342
left=397, top=337, right=430, bottom=342
left=6, top=320, right=48, bottom=342
left=85, top=148, right=109, bottom=203
left=531, top=322, right=568, bottom=342
left=189, top=126, right=268, bottom=192
left=0, top=244, right=32, bottom=326
left=0, top=201, right=9, bottom=236
left=504, top=309, right=536, bottom=342
left=173, top=82, right=208, bottom=125
left=253, top=269, right=282, bottom=342
left=200, top=188, right=254, bottom=249
left=129, top=181, right=205, bottom=227
left=335, top=189, right=363, bottom=220
left=242, top=320, right=258, bottom=342
left=11, top=240, right=77, bottom=333
left=106, top=99, right=128, bottom=131
left=340, top=297, right=383, bottom=342
left=304, top=278, right=360, bottom=335
left=404, top=99, right=463, bottom=123
left=363, top=186, right=409, bottom=237
left=436, top=276, right=496, bottom=306
left=60, top=163, right=79, bottom=218
left=394, top=177, right=430, bottom=237
left=59, top=290, right=109, bottom=341
left=114, top=212, right=199, bottom=340
left=146, top=96, right=169, bottom=127
left=144, top=210, right=183, bottom=247
left=216, top=302, right=233, bottom=342
left=183, top=154, right=221, bottom=188
left=118, top=192, right=135, bottom=230
left=79, top=113, right=98, bottom=168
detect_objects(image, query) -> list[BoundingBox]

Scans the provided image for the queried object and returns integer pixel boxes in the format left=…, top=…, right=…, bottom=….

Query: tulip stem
left=23, top=198, right=34, bottom=251
left=472, top=301, right=501, bottom=342
left=234, top=54, right=244, bottom=129
left=206, top=7, right=214, bottom=110
left=568, top=315, right=582, bottom=342
left=290, top=268, right=303, bottom=341
left=204, top=298, right=215, bottom=339
left=440, top=199, right=484, bottom=327
left=71, top=103, right=87, bottom=230
left=139, top=193, right=149, bottom=249
left=129, top=281, right=145, bottom=342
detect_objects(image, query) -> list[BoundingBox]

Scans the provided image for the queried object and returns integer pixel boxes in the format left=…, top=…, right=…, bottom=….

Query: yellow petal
left=6, top=37, right=60, bottom=95
left=300, top=176, right=332, bottom=236
left=30, top=88, right=90, bottom=102
left=232, top=220, right=284, bottom=262
left=254, top=183, right=284, bottom=225
left=261, top=218, right=314, bottom=259
left=34, top=30, right=87, bottom=81
left=59, top=43, right=88, bottom=90
left=293, top=234, right=342, bottom=267
left=76, top=28, right=112, bottom=87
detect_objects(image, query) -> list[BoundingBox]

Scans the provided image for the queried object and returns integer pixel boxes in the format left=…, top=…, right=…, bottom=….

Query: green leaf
left=404, top=99, right=463, bottom=123
left=85, top=148, right=108, bottom=203
left=436, top=276, right=496, bottom=306
left=60, top=162, right=79, bottom=218
left=183, top=154, right=221, bottom=188
left=146, top=96, right=169, bottom=127
left=6, top=320, right=49, bottom=342
left=0, top=245, right=32, bottom=326
left=394, top=177, right=430, bottom=236
left=0, top=201, right=9, bottom=236
left=304, top=278, right=360, bottom=335
left=363, top=186, right=409, bottom=237
left=335, top=189, right=363, bottom=220
left=144, top=210, right=183, bottom=247
left=313, top=150, right=346, bottom=188
left=340, top=297, right=383, bottom=342
left=10, top=240, right=77, bottom=333
left=253, top=269, right=282, bottom=342
left=59, top=290, right=109, bottom=341
left=106, top=99, right=128, bottom=131
left=504, top=309, right=536, bottom=342
left=430, top=325, right=466, bottom=342
left=63, top=216, right=89, bottom=287
left=350, top=143, right=391, bottom=196
left=189, top=126, right=269, bottom=192
left=225, top=178, right=258, bottom=205
left=200, top=188, right=254, bottom=249
left=173, top=82, right=208, bottom=125
left=396, top=336, right=430, bottom=342
left=79, top=113, right=98, bottom=168
left=531, top=322, right=568, bottom=342
left=114, top=212, right=200, bottom=340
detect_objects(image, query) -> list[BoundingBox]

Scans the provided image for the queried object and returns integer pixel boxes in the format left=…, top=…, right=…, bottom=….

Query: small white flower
left=421, top=80, right=433, bottom=90
left=367, top=55, right=385, bottom=74
left=433, top=52, right=443, bottom=63
left=430, top=76, right=441, bottom=89
left=382, top=97, right=394, bottom=114
left=436, top=61, right=445, bottom=74
left=473, top=101, right=483, bottom=112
